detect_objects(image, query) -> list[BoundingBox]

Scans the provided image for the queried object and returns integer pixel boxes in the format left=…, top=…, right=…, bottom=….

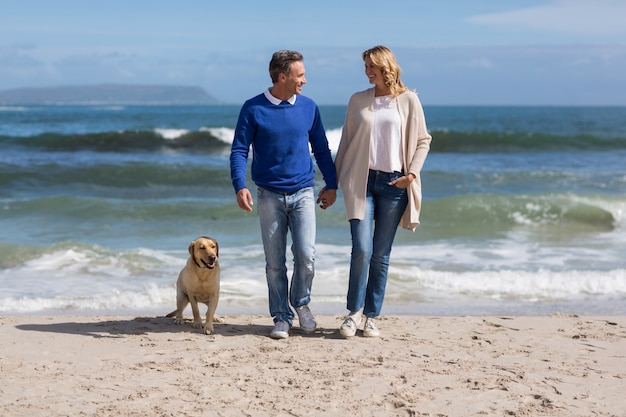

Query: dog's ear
left=213, top=238, right=219, bottom=258
left=188, top=240, right=195, bottom=256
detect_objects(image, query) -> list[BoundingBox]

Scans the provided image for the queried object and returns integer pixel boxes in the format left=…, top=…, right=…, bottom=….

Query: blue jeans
left=257, top=186, right=316, bottom=325
left=346, top=170, right=408, bottom=318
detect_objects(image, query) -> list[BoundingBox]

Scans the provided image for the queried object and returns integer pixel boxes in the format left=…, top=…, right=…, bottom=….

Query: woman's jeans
left=257, top=186, right=316, bottom=325
left=347, top=170, right=408, bottom=318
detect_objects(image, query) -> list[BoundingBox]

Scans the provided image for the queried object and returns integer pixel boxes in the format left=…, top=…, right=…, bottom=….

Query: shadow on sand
left=15, top=315, right=342, bottom=339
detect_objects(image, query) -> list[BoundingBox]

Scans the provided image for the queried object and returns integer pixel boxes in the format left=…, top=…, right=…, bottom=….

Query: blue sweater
left=230, top=93, right=337, bottom=194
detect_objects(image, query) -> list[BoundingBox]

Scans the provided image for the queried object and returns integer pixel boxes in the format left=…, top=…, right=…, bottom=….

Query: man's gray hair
left=269, top=50, right=303, bottom=83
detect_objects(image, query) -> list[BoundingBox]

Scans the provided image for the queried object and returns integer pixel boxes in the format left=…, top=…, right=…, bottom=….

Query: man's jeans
left=347, top=170, right=408, bottom=318
left=257, top=186, right=316, bottom=325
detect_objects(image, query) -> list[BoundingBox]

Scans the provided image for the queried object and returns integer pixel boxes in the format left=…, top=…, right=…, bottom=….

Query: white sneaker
left=339, top=311, right=362, bottom=338
left=270, top=321, right=290, bottom=339
left=295, top=305, right=317, bottom=333
left=363, top=317, right=380, bottom=338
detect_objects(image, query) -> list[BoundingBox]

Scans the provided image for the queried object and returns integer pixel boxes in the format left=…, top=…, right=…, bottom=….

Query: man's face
left=284, top=60, right=307, bottom=95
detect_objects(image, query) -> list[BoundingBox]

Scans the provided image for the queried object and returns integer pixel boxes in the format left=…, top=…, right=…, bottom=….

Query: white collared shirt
left=264, top=88, right=297, bottom=105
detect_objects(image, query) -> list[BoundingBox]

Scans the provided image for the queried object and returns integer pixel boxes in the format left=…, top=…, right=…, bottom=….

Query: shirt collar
left=264, top=88, right=296, bottom=105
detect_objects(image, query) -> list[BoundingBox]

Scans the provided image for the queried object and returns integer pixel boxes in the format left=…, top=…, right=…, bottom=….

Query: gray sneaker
left=270, top=321, right=290, bottom=339
left=295, top=305, right=317, bottom=333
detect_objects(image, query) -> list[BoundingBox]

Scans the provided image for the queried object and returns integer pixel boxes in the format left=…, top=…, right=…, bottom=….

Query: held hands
left=316, top=187, right=337, bottom=210
left=389, top=173, right=416, bottom=189
left=236, top=188, right=254, bottom=212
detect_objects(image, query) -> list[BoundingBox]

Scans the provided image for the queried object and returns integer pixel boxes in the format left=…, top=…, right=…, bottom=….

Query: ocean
left=1, top=104, right=625, bottom=317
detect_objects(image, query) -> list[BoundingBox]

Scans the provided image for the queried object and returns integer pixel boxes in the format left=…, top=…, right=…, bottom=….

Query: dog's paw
left=174, top=317, right=185, bottom=325
left=204, top=325, right=215, bottom=335
left=192, top=321, right=204, bottom=329
left=213, top=315, right=225, bottom=323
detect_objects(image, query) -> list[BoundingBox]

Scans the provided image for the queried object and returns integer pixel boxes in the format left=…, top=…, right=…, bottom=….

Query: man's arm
left=230, top=104, right=255, bottom=211
left=309, top=107, right=338, bottom=192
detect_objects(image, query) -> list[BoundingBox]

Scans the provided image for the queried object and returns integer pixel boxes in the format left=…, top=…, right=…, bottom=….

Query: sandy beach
left=1, top=314, right=624, bottom=417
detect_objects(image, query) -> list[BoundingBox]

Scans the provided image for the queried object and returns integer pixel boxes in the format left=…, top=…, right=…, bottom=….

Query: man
left=230, top=50, right=337, bottom=339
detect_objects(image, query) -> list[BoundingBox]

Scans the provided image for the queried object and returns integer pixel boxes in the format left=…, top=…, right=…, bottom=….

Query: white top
left=369, top=95, right=403, bottom=173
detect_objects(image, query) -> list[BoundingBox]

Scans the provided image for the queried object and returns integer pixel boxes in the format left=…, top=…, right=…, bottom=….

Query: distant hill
left=0, top=84, right=220, bottom=105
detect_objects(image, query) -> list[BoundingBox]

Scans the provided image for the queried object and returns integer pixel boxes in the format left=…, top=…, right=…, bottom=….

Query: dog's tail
left=164, top=310, right=177, bottom=318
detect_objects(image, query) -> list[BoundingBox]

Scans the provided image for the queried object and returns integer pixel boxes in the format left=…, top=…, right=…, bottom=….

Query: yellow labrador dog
left=166, top=236, right=223, bottom=334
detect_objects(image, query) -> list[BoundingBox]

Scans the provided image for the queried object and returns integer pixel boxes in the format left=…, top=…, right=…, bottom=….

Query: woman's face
left=364, top=56, right=384, bottom=88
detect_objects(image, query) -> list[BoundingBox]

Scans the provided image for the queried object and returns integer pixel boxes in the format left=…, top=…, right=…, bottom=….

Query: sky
left=1, top=0, right=625, bottom=105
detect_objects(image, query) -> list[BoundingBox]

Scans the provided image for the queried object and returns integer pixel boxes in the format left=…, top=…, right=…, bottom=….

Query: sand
left=1, top=313, right=624, bottom=417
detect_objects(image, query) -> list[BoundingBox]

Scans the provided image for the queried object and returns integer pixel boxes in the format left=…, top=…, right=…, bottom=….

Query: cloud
left=1, top=41, right=625, bottom=106
left=467, top=0, right=626, bottom=36
left=455, top=57, right=494, bottom=70
left=389, top=44, right=626, bottom=106
left=0, top=44, right=50, bottom=82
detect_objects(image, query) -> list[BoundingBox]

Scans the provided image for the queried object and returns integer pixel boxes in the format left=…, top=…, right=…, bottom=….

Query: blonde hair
left=362, top=45, right=409, bottom=98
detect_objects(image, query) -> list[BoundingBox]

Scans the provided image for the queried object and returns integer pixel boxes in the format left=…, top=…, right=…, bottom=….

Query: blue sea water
left=1, top=104, right=625, bottom=317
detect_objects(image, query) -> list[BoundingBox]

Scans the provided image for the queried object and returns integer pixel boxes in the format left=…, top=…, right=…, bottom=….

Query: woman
left=334, top=45, right=432, bottom=337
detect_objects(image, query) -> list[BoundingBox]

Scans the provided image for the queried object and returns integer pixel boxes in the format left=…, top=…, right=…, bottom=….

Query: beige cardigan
left=335, top=88, right=432, bottom=231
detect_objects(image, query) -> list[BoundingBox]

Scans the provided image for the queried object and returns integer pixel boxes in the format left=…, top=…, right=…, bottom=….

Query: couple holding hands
left=229, top=46, right=432, bottom=339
